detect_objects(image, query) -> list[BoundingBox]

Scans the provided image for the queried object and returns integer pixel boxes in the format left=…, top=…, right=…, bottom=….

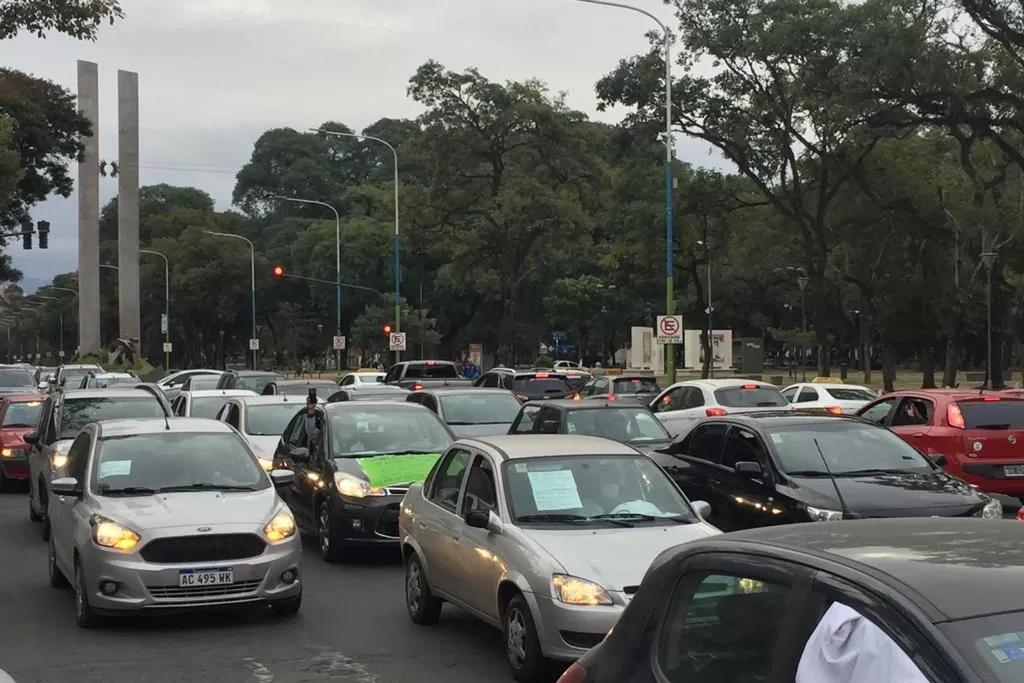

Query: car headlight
left=0, top=447, right=18, bottom=459
left=807, top=506, right=843, bottom=522
left=263, top=510, right=296, bottom=542
left=981, top=497, right=1003, bottom=519
left=257, top=457, right=273, bottom=472
left=552, top=574, right=613, bottom=606
left=91, top=516, right=141, bottom=551
left=333, top=472, right=385, bottom=498
left=51, top=453, right=68, bottom=470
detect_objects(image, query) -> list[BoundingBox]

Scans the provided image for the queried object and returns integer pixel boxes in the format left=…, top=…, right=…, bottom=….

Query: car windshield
left=328, top=408, right=452, bottom=457
left=236, top=374, right=280, bottom=392
left=613, top=377, right=661, bottom=394
left=942, top=612, right=1024, bottom=683
left=91, top=432, right=268, bottom=495
left=187, top=375, right=220, bottom=391
left=957, top=400, right=1024, bottom=429
left=344, top=391, right=408, bottom=402
left=95, top=376, right=140, bottom=387
left=277, top=382, right=337, bottom=396
left=190, top=397, right=231, bottom=419
left=61, top=369, right=97, bottom=385
left=715, top=385, right=788, bottom=408
left=246, top=404, right=301, bottom=436
left=405, top=364, right=459, bottom=379
left=2, top=401, right=42, bottom=427
left=768, top=421, right=934, bottom=475
left=59, top=397, right=167, bottom=440
left=566, top=408, right=670, bottom=443
left=439, top=393, right=521, bottom=425
left=34, top=368, right=55, bottom=384
left=823, top=387, right=876, bottom=401
left=503, top=455, right=696, bottom=525
left=0, top=369, right=35, bottom=388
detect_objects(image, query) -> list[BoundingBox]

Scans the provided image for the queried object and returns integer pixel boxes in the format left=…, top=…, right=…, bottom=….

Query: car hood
left=0, top=387, right=36, bottom=397
left=522, top=522, right=722, bottom=591
left=0, top=427, right=33, bottom=446
left=101, top=489, right=279, bottom=530
left=785, top=470, right=983, bottom=515
left=246, top=435, right=281, bottom=458
left=449, top=423, right=513, bottom=439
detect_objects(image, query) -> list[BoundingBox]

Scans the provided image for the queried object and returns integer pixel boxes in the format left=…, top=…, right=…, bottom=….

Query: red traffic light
left=383, top=325, right=392, bottom=334
left=272, top=265, right=285, bottom=278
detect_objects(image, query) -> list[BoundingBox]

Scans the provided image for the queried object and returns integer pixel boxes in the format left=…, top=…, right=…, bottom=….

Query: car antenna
left=812, top=437, right=852, bottom=519
left=163, top=410, right=171, bottom=431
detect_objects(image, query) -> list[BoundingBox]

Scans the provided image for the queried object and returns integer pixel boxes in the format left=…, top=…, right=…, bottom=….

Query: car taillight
left=706, top=407, right=728, bottom=416
left=556, top=662, right=587, bottom=683
left=947, top=403, right=965, bottom=429
left=983, top=396, right=1001, bottom=402
left=515, top=394, right=529, bottom=403
left=1018, top=507, right=1024, bottom=522
left=607, top=394, right=617, bottom=401
left=824, top=406, right=843, bottom=415
left=742, top=384, right=758, bottom=389
left=571, top=393, right=581, bottom=401
left=535, top=373, right=550, bottom=378
left=412, top=384, right=423, bottom=391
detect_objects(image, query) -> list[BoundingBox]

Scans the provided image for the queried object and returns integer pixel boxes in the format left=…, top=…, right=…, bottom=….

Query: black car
left=650, top=412, right=1000, bottom=531
left=326, top=385, right=410, bottom=403
left=272, top=402, right=454, bottom=562
left=508, top=399, right=672, bottom=451
left=561, top=519, right=1024, bottom=683
left=474, top=370, right=574, bottom=401
left=406, top=387, right=522, bottom=438
left=215, top=370, right=284, bottom=393
left=262, top=379, right=339, bottom=396
left=577, top=374, right=661, bottom=404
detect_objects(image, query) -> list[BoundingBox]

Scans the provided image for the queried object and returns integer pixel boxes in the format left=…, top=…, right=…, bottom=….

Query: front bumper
left=329, top=493, right=404, bottom=548
left=0, top=456, right=27, bottom=480
left=79, top=535, right=302, bottom=613
left=532, top=592, right=625, bottom=661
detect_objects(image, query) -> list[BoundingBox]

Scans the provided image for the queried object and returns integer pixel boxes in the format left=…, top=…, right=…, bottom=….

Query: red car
left=856, top=389, right=1024, bottom=500
left=0, top=394, right=44, bottom=491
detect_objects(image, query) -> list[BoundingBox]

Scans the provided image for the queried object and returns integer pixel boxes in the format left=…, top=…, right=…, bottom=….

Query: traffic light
left=383, top=325, right=392, bottom=335
left=21, top=230, right=30, bottom=250
left=36, top=221, right=49, bottom=249
left=272, top=265, right=285, bottom=279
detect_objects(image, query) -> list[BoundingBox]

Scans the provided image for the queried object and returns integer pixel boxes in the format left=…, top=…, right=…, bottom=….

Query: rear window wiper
left=98, top=486, right=158, bottom=496
left=973, top=424, right=1011, bottom=430
left=158, top=483, right=258, bottom=492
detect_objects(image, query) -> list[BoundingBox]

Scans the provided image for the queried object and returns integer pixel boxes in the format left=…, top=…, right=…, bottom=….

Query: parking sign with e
left=656, top=315, right=683, bottom=343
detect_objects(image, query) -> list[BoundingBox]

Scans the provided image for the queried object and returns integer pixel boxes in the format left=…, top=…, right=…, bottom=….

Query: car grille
left=139, top=534, right=266, bottom=564
left=147, top=579, right=263, bottom=600
left=375, top=505, right=401, bottom=538
left=383, top=486, right=408, bottom=496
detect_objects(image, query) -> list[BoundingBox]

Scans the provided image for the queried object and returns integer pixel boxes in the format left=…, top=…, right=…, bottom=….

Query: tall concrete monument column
left=76, top=60, right=101, bottom=356
left=117, top=70, right=141, bottom=344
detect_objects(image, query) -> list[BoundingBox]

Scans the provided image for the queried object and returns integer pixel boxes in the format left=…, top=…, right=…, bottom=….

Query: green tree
left=0, top=0, right=123, bottom=40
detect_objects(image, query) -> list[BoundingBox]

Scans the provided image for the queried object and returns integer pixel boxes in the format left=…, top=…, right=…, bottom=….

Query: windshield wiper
left=98, top=485, right=157, bottom=496
left=3, top=423, right=33, bottom=428
left=593, top=512, right=692, bottom=525
left=354, top=450, right=438, bottom=457
left=974, top=424, right=1011, bottom=430
left=158, top=483, right=258, bottom=492
left=517, top=513, right=591, bottom=524
left=835, top=468, right=910, bottom=477
left=785, top=470, right=833, bottom=477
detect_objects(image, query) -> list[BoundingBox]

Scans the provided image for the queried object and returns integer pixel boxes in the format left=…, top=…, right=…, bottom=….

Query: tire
left=41, top=512, right=51, bottom=542
left=48, top=534, right=69, bottom=588
left=405, top=553, right=442, bottom=625
left=0, top=469, right=9, bottom=493
left=317, top=501, right=345, bottom=563
left=28, top=482, right=42, bottom=522
left=74, top=561, right=100, bottom=629
left=503, top=594, right=548, bottom=683
left=271, top=590, right=302, bottom=617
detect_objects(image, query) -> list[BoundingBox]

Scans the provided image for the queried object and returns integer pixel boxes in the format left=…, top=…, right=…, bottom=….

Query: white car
left=214, top=394, right=326, bottom=471
left=169, top=389, right=256, bottom=419
left=650, top=379, right=790, bottom=436
left=781, top=382, right=877, bottom=415
left=338, top=371, right=385, bottom=388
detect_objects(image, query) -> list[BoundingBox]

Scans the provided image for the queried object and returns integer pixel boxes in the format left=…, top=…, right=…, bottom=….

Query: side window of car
left=281, top=414, right=303, bottom=447
left=796, top=387, right=819, bottom=403
left=460, top=455, right=497, bottom=516
left=686, top=423, right=729, bottom=463
left=227, top=405, right=241, bottom=429
left=427, top=448, right=471, bottom=513
left=781, top=387, right=798, bottom=402
left=35, top=400, right=53, bottom=445
left=891, top=397, right=933, bottom=427
left=721, top=428, right=768, bottom=471
left=511, top=405, right=542, bottom=434
left=340, top=375, right=353, bottom=386
left=422, top=396, right=439, bottom=413
left=42, top=401, right=58, bottom=445
left=654, top=387, right=685, bottom=413
left=383, top=365, right=401, bottom=383
left=682, top=387, right=706, bottom=409
left=859, top=398, right=898, bottom=425
left=595, top=377, right=610, bottom=394
left=537, top=407, right=562, bottom=434
left=65, top=431, right=91, bottom=482
left=579, top=380, right=596, bottom=396
left=657, top=572, right=793, bottom=683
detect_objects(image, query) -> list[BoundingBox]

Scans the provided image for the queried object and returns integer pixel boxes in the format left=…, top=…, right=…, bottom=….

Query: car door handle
left=910, top=432, right=926, bottom=437
left=708, top=479, right=722, bottom=488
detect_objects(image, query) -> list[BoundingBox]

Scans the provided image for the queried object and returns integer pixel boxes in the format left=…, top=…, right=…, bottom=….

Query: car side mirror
left=692, top=500, right=712, bottom=519
left=50, top=477, right=81, bottom=497
left=375, top=376, right=384, bottom=383
left=927, top=453, right=947, bottom=468
left=734, top=461, right=764, bottom=478
left=465, top=509, right=502, bottom=534
left=270, top=469, right=295, bottom=487
left=23, top=430, right=38, bottom=446
left=291, top=448, right=310, bottom=463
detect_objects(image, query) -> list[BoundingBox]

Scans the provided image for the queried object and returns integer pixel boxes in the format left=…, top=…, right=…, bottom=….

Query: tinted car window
left=768, top=421, right=933, bottom=475
left=944, top=613, right=1024, bottom=683
left=405, top=364, right=459, bottom=379
left=613, top=377, right=660, bottom=394
left=957, top=400, right=1024, bottom=429
left=2, top=400, right=42, bottom=427
left=511, top=378, right=571, bottom=395
left=439, top=393, right=521, bottom=424
left=190, top=397, right=234, bottom=419
left=824, top=387, right=876, bottom=401
left=0, top=369, right=35, bottom=388
left=277, top=382, right=338, bottom=396
left=236, top=374, right=281, bottom=393
left=565, top=408, right=670, bottom=443
left=245, top=404, right=302, bottom=436
left=59, top=396, right=167, bottom=440
left=714, top=385, right=787, bottom=408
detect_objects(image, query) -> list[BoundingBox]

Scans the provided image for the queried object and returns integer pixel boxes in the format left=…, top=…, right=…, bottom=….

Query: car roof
left=707, top=519, right=1024, bottom=621
left=231, top=394, right=322, bottom=405
left=346, top=370, right=384, bottom=375
left=413, top=388, right=512, bottom=396
left=464, top=434, right=641, bottom=460
left=705, top=412, right=861, bottom=427
left=185, top=389, right=258, bottom=398
left=272, top=379, right=338, bottom=386
left=673, top=378, right=775, bottom=389
left=95, top=417, right=235, bottom=438
left=59, top=388, right=158, bottom=400
left=92, top=372, right=135, bottom=378
left=522, top=399, right=648, bottom=410
left=786, top=383, right=872, bottom=390
left=324, top=401, right=430, bottom=413
left=60, top=364, right=101, bottom=370
left=228, top=370, right=280, bottom=376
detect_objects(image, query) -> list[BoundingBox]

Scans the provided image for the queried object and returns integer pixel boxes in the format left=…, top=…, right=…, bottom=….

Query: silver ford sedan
left=399, top=434, right=722, bottom=683
left=47, top=417, right=302, bottom=628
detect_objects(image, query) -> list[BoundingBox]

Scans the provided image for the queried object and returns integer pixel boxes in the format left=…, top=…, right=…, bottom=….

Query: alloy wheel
left=506, top=606, right=528, bottom=668
left=318, top=507, right=330, bottom=555
left=406, top=560, right=423, bottom=614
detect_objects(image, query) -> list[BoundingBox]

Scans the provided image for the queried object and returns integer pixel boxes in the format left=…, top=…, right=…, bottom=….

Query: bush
left=534, top=354, right=554, bottom=368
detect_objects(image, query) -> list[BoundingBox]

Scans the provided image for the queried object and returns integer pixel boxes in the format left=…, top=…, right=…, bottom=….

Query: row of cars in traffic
left=2, top=360, right=1023, bottom=683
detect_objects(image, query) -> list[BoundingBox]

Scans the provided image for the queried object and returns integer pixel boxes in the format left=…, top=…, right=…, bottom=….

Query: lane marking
left=244, top=658, right=274, bottom=683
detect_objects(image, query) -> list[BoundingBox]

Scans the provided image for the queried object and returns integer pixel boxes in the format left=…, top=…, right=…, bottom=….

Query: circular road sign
left=659, top=316, right=680, bottom=336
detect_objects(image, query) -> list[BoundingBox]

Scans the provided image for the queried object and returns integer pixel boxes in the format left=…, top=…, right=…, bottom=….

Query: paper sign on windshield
left=528, top=469, right=582, bottom=510
left=98, top=460, right=131, bottom=478
left=358, top=454, right=440, bottom=488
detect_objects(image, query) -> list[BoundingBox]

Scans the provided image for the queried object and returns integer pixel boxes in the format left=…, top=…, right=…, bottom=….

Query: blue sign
left=552, top=331, right=568, bottom=341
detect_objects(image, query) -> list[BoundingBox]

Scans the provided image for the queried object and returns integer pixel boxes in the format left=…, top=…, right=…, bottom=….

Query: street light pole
left=314, top=128, right=402, bottom=363
left=140, top=249, right=171, bottom=371
left=273, top=195, right=343, bottom=372
left=982, top=251, right=997, bottom=388
left=33, top=296, right=62, bottom=359
left=576, top=0, right=674, bottom=382
left=204, top=231, right=257, bottom=369
left=797, top=275, right=808, bottom=382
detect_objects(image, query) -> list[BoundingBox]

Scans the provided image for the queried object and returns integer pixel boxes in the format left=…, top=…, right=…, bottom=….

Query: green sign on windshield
left=357, top=454, right=441, bottom=488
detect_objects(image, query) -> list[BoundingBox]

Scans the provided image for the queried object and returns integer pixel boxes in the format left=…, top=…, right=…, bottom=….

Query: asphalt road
left=0, top=489, right=517, bottom=683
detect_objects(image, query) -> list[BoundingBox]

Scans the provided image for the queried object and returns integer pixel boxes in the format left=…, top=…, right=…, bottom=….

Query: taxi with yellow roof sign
left=781, top=382, right=877, bottom=415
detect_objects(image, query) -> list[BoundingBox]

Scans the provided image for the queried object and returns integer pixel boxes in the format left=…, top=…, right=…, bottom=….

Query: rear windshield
left=59, top=396, right=167, bottom=439
left=0, top=369, right=35, bottom=388
left=512, top=378, right=571, bottom=395
left=278, top=382, right=338, bottom=396
left=2, top=400, right=42, bottom=427
left=824, top=387, right=876, bottom=401
left=405, top=364, right=459, bottom=379
left=958, top=400, right=1024, bottom=429
left=715, top=386, right=787, bottom=408
left=236, top=374, right=281, bottom=392
left=614, top=377, right=661, bottom=394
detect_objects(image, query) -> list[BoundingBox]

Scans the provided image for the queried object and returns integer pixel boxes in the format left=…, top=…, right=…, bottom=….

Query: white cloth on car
left=796, top=602, right=930, bottom=683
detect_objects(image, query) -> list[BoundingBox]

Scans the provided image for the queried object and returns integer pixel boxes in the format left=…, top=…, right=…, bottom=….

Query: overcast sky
left=1, top=0, right=718, bottom=288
